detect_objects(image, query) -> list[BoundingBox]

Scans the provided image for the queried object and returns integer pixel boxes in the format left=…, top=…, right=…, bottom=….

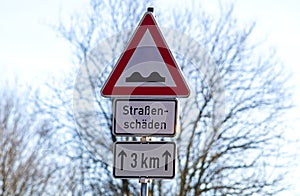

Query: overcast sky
left=1, top=0, right=299, bottom=87
left=0, top=0, right=300, bottom=194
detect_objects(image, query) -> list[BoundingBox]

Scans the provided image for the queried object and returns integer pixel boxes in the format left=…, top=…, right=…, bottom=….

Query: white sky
left=0, top=0, right=86, bottom=82
left=235, top=0, right=300, bottom=91
left=0, top=0, right=300, bottom=194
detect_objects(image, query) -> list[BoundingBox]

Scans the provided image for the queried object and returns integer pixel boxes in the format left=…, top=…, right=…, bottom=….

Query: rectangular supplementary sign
left=113, top=141, right=176, bottom=179
left=113, top=99, right=178, bottom=136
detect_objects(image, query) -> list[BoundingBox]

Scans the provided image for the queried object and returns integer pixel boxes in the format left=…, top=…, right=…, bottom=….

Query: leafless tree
left=41, top=0, right=294, bottom=195
left=0, top=82, right=64, bottom=196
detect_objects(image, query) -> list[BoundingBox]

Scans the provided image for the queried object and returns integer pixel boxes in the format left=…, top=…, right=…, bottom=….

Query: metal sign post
left=140, top=137, right=149, bottom=196
left=139, top=177, right=149, bottom=196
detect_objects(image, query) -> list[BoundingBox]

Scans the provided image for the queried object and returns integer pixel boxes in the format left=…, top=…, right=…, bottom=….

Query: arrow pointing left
left=118, top=150, right=127, bottom=170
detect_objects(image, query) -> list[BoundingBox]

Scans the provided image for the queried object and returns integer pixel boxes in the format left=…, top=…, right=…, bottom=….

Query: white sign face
left=113, top=99, right=178, bottom=136
left=115, top=30, right=176, bottom=87
left=113, top=142, right=176, bottom=179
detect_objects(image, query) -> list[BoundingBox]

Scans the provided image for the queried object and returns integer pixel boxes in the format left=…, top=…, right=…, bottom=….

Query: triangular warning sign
left=101, top=12, right=190, bottom=97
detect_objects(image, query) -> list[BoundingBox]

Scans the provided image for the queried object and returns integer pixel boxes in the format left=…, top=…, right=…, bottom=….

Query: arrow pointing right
left=162, top=150, right=172, bottom=171
left=118, top=150, right=127, bottom=170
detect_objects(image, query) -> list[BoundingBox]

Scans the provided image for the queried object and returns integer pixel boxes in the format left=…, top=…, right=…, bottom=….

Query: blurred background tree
left=29, top=0, right=295, bottom=195
left=0, top=82, right=62, bottom=195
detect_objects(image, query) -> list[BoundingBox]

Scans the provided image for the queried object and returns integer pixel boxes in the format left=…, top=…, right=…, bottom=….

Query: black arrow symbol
left=162, top=150, right=171, bottom=171
left=118, top=150, right=127, bottom=170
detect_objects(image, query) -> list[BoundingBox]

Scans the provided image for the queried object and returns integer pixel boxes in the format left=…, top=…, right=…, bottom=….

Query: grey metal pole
left=141, top=182, right=148, bottom=196
left=140, top=9, right=153, bottom=195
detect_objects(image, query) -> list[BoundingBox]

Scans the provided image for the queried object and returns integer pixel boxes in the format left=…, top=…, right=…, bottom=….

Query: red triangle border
left=101, top=12, right=190, bottom=97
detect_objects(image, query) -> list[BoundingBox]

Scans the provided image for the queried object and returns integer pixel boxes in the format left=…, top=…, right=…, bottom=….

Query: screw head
left=147, top=7, right=154, bottom=13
